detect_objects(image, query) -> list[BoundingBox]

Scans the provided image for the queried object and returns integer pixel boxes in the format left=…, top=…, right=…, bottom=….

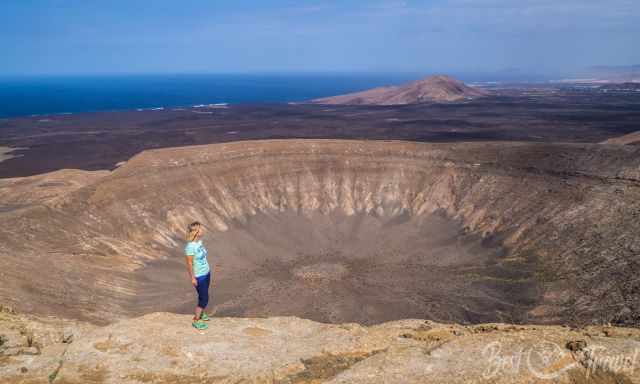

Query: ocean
left=0, top=72, right=551, bottom=118
left=0, top=73, right=419, bottom=118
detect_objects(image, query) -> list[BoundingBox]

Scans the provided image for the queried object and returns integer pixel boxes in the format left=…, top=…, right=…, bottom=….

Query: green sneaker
left=200, top=312, right=211, bottom=321
left=192, top=320, right=208, bottom=330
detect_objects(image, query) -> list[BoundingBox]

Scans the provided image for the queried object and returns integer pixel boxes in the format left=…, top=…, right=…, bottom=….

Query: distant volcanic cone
left=312, top=75, right=488, bottom=105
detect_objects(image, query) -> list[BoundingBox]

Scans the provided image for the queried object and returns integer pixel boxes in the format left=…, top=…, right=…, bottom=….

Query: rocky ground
left=1, top=305, right=640, bottom=384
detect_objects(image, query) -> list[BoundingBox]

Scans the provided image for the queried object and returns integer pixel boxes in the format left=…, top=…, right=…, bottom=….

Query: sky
left=1, top=0, right=639, bottom=76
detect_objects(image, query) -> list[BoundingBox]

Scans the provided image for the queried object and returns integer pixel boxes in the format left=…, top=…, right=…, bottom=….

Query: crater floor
left=165, top=210, right=534, bottom=325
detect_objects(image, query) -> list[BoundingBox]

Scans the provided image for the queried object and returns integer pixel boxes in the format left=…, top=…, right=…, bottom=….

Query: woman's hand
left=191, top=277, right=198, bottom=287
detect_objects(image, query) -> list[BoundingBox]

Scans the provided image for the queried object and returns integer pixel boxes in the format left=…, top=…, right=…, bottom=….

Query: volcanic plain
left=1, top=84, right=640, bottom=178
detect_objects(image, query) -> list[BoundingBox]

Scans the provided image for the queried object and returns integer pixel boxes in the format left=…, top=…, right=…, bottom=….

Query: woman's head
left=186, top=221, right=204, bottom=242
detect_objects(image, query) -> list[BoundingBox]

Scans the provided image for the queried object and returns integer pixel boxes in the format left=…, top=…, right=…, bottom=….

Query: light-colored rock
left=0, top=308, right=96, bottom=384
left=0, top=168, right=110, bottom=206
left=602, top=130, right=640, bottom=145
left=0, top=146, right=27, bottom=164
left=2, top=310, right=640, bottom=384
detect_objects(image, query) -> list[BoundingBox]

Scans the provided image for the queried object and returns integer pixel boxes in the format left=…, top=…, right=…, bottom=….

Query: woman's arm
left=185, top=255, right=197, bottom=286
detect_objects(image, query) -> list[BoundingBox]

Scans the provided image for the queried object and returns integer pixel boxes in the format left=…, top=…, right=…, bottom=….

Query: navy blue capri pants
left=195, top=272, right=211, bottom=308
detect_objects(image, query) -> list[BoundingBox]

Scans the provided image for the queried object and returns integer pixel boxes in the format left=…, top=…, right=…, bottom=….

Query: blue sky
left=1, top=0, right=638, bottom=76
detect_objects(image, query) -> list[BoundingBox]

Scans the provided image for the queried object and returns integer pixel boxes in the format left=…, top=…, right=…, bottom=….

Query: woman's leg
left=201, top=272, right=211, bottom=309
left=194, top=273, right=210, bottom=319
left=194, top=275, right=205, bottom=320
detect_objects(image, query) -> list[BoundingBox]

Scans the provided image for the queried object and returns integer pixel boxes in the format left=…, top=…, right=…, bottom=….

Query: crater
left=0, top=139, right=638, bottom=327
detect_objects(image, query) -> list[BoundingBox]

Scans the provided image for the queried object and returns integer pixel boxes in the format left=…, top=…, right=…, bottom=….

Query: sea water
left=0, top=72, right=552, bottom=118
left=0, top=73, right=421, bottom=118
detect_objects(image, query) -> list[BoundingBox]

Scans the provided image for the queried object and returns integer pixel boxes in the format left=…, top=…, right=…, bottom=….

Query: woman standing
left=184, top=221, right=211, bottom=330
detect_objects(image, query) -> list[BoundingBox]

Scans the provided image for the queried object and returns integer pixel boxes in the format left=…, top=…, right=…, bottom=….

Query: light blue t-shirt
left=184, top=239, right=210, bottom=277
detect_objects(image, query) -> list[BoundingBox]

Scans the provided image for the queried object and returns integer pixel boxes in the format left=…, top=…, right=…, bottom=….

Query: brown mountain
left=312, top=75, right=488, bottom=105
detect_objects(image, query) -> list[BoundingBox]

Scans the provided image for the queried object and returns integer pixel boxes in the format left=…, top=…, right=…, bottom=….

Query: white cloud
left=355, top=0, right=640, bottom=33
